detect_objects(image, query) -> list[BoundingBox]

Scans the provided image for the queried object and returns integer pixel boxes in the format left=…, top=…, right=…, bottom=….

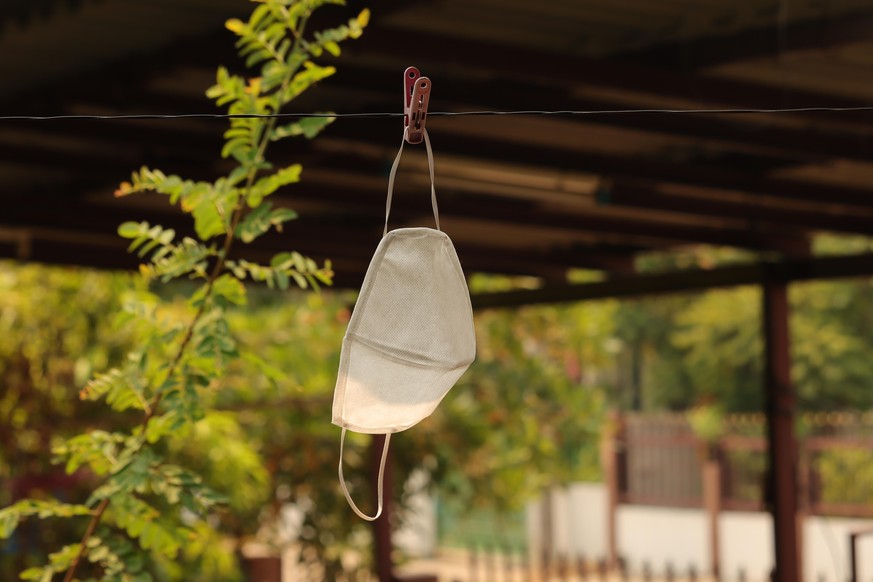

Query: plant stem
left=62, top=202, right=249, bottom=582
left=62, top=12, right=312, bottom=580
left=62, top=498, right=109, bottom=582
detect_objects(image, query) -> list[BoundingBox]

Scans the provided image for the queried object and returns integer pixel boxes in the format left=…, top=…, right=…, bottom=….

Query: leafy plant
left=815, top=448, right=873, bottom=508
left=687, top=404, right=725, bottom=444
left=0, top=1, right=368, bottom=580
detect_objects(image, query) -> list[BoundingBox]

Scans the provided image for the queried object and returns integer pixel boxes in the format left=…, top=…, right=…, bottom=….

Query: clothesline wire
left=1, top=106, right=873, bottom=121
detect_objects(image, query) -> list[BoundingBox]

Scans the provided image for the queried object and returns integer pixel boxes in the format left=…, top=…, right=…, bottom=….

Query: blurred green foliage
left=615, top=238, right=873, bottom=413
left=0, top=266, right=611, bottom=580
left=816, top=448, right=873, bottom=508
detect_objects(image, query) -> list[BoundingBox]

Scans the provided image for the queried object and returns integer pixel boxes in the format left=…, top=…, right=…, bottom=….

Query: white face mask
left=332, top=129, right=476, bottom=520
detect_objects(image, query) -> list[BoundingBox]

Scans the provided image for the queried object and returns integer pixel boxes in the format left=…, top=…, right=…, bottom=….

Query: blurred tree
left=0, top=264, right=138, bottom=576
left=615, top=238, right=873, bottom=413
left=0, top=265, right=614, bottom=580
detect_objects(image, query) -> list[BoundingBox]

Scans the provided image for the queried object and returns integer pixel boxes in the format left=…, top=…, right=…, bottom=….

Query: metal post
left=762, top=278, right=801, bottom=582
left=372, top=434, right=394, bottom=582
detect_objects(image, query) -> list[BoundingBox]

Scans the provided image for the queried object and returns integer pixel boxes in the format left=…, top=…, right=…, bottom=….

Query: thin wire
left=1, top=106, right=873, bottom=121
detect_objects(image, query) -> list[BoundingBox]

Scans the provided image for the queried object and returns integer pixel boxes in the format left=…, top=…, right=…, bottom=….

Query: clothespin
left=404, top=66, right=431, bottom=144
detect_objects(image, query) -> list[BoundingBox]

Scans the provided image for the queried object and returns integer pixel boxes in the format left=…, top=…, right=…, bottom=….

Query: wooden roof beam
left=613, top=7, right=873, bottom=70
left=0, top=196, right=642, bottom=279
left=602, top=180, right=873, bottom=236
left=320, top=64, right=873, bottom=164
left=471, top=253, right=873, bottom=310
left=353, top=28, right=873, bottom=125
left=327, top=123, right=873, bottom=209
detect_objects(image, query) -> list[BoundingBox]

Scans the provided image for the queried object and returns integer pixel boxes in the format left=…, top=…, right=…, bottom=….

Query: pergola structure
left=3, top=1, right=873, bottom=581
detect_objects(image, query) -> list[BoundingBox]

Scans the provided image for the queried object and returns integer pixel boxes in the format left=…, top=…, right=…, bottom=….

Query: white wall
left=617, top=505, right=709, bottom=575
left=526, top=483, right=609, bottom=566
left=804, top=516, right=873, bottom=582
left=720, top=511, right=773, bottom=581
left=527, top=482, right=873, bottom=582
left=567, top=482, right=609, bottom=559
left=394, top=470, right=438, bottom=558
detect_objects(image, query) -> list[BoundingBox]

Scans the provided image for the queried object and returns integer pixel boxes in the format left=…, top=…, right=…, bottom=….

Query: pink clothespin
left=404, top=66, right=431, bottom=144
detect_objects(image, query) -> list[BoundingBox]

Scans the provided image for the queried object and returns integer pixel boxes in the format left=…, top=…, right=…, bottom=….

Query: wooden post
left=848, top=528, right=873, bottom=582
left=541, top=487, right=554, bottom=578
left=702, top=445, right=722, bottom=581
left=601, top=411, right=622, bottom=569
left=762, top=278, right=801, bottom=582
left=372, top=434, right=394, bottom=582
left=849, top=531, right=859, bottom=582
left=243, top=556, right=282, bottom=582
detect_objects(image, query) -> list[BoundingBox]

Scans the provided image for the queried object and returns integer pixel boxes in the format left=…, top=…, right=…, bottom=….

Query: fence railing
left=613, top=411, right=873, bottom=517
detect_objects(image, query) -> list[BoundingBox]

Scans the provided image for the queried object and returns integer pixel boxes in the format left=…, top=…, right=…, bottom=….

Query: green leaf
left=247, top=165, right=302, bottom=206
left=150, top=238, right=216, bottom=282
left=112, top=496, right=183, bottom=558
left=192, top=200, right=226, bottom=241
left=0, top=501, right=92, bottom=540
left=118, top=221, right=144, bottom=238
left=357, top=8, right=371, bottom=28
left=235, top=202, right=298, bottom=243
left=20, top=566, right=55, bottom=582
left=54, top=431, right=129, bottom=475
left=221, top=137, right=251, bottom=161
left=211, top=274, right=248, bottom=306
left=0, top=508, right=19, bottom=539
left=80, top=368, right=149, bottom=413
left=270, top=115, right=335, bottom=141
left=281, top=62, right=336, bottom=102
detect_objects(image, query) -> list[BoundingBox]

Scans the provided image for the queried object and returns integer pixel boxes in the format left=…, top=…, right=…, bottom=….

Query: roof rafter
left=613, top=7, right=873, bottom=70
left=471, top=253, right=873, bottom=310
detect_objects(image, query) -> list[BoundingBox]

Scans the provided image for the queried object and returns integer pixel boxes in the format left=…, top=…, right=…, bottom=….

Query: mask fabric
left=332, top=129, right=476, bottom=520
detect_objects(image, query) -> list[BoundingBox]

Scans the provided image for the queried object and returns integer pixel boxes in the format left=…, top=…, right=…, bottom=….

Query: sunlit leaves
left=82, top=535, right=145, bottom=580
left=236, top=202, right=298, bottom=244
left=226, top=253, right=333, bottom=290
left=118, top=222, right=176, bottom=259
left=111, top=496, right=184, bottom=558
left=135, top=238, right=216, bottom=283
left=0, top=501, right=92, bottom=540
left=20, top=543, right=82, bottom=582
left=271, top=115, right=334, bottom=140
left=308, top=9, right=370, bottom=56
left=206, top=66, right=246, bottom=107
left=192, top=274, right=248, bottom=308
left=171, top=413, right=265, bottom=514
left=193, top=308, right=238, bottom=362
left=5, top=0, right=372, bottom=578
left=80, top=368, right=150, bottom=413
left=281, top=61, right=336, bottom=102
left=151, top=463, right=228, bottom=512
left=116, top=168, right=213, bottom=206
left=227, top=10, right=292, bottom=69
left=116, top=171, right=238, bottom=240
left=53, top=431, right=129, bottom=476
left=247, top=164, right=302, bottom=206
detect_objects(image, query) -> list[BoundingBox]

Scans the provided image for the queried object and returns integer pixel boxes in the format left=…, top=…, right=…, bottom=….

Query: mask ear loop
left=338, top=427, right=392, bottom=521
left=384, top=128, right=440, bottom=236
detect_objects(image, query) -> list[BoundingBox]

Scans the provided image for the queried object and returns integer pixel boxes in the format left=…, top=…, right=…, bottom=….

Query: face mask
left=333, top=129, right=476, bottom=520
